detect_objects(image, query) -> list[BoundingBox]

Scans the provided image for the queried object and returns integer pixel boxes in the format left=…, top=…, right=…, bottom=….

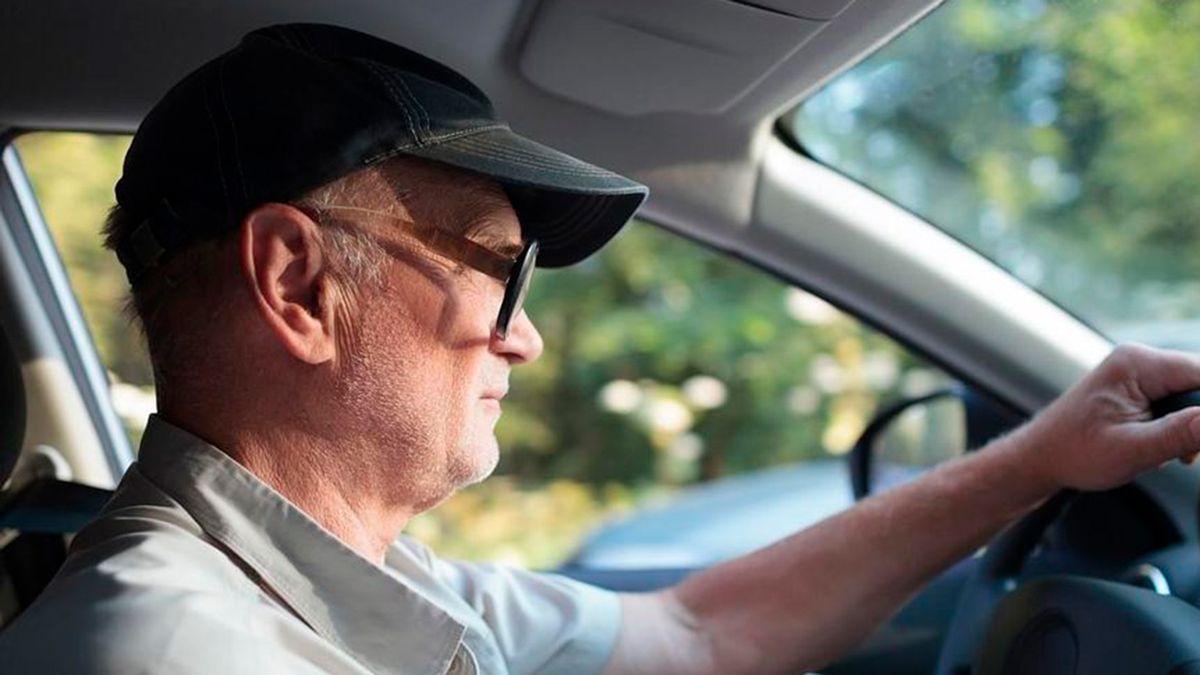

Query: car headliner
left=0, top=0, right=942, bottom=246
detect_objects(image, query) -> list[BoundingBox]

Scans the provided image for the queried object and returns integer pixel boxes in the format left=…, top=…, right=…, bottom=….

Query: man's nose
left=492, top=309, right=544, bottom=364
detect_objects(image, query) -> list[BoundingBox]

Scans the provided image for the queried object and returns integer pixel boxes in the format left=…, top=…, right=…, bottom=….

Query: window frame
left=1, top=132, right=134, bottom=480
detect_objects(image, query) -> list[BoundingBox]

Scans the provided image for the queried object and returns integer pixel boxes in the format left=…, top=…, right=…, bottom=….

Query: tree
left=793, top=0, right=1200, bottom=333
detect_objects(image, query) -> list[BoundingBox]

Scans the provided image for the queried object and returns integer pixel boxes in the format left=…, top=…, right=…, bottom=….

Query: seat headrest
left=0, top=321, right=26, bottom=487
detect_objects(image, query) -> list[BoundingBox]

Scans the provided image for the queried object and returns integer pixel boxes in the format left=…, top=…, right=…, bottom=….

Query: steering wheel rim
left=935, top=389, right=1200, bottom=674
left=935, top=489, right=1079, bottom=675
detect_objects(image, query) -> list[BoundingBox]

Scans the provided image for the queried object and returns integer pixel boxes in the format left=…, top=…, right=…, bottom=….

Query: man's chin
left=409, top=438, right=498, bottom=513
left=455, top=438, right=501, bottom=487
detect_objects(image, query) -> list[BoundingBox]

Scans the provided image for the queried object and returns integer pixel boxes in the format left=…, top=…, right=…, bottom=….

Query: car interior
left=4, top=1, right=1200, bottom=673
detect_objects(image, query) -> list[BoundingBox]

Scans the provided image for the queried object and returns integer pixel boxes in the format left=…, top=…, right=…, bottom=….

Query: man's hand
left=604, top=343, right=1200, bottom=675
left=1017, top=343, right=1200, bottom=492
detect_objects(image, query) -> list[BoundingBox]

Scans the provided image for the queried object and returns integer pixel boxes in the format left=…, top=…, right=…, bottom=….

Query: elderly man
left=4, top=21, right=1200, bottom=675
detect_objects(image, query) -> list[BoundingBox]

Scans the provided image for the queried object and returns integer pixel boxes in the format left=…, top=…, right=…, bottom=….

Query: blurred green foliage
left=794, top=0, right=1200, bottom=336
left=15, top=134, right=146, bottom=382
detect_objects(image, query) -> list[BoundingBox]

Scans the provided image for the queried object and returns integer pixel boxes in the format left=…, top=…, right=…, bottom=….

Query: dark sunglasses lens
left=496, top=241, right=538, bottom=339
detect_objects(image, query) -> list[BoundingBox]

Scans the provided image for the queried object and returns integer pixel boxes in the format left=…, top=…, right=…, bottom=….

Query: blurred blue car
left=566, top=460, right=854, bottom=570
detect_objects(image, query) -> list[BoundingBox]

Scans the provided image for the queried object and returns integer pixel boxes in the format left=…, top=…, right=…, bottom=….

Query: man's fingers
left=1109, top=344, right=1200, bottom=402
left=1129, top=407, right=1200, bottom=464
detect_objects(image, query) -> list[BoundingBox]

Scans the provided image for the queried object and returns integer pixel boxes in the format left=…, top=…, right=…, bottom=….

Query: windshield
left=788, top=0, right=1200, bottom=348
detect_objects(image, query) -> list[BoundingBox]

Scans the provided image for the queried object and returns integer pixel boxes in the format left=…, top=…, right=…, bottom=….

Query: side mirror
left=849, top=385, right=1025, bottom=500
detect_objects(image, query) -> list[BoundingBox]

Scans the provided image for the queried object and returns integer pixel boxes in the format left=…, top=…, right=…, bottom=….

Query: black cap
left=114, top=23, right=648, bottom=284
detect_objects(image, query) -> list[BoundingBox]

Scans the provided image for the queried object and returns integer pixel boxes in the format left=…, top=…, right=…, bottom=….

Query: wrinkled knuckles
left=1092, top=388, right=1149, bottom=421
left=1101, top=344, right=1148, bottom=381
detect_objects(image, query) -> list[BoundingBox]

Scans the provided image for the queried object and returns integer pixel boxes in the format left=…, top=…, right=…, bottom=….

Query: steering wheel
left=934, top=391, right=1200, bottom=675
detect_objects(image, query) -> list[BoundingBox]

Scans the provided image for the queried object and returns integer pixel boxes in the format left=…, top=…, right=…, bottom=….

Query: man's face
left=333, top=173, right=543, bottom=508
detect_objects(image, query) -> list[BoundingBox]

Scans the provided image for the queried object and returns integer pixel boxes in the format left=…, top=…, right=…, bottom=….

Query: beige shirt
left=0, top=416, right=621, bottom=674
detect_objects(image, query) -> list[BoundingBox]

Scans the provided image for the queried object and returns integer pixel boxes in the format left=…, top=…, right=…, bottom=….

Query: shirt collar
left=134, top=414, right=467, bottom=675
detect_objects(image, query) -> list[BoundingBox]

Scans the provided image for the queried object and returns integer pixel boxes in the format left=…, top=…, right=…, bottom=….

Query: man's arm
left=603, top=345, right=1200, bottom=674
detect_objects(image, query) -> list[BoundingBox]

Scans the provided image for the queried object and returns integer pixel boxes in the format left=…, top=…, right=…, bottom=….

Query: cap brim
left=405, top=127, right=648, bottom=268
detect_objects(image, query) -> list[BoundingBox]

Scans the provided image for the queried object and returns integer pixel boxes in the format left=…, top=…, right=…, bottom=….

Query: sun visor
left=519, top=0, right=854, bottom=116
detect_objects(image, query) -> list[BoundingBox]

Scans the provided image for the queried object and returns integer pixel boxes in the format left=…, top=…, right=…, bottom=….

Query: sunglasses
left=306, top=205, right=538, bottom=340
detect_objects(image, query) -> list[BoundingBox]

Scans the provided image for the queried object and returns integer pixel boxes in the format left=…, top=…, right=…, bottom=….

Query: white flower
left=667, top=433, right=704, bottom=462
left=786, top=288, right=841, bottom=325
left=682, top=375, right=727, bottom=410
left=788, top=386, right=821, bottom=414
left=810, top=354, right=845, bottom=394
left=599, top=379, right=642, bottom=414
left=864, top=351, right=900, bottom=390
left=648, top=398, right=694, bottom=435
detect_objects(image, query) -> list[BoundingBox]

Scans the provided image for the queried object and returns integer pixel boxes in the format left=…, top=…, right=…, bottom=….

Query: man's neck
left=164, top=410, right=415, bottom=565
left=234, top=443, right=415, bottom=565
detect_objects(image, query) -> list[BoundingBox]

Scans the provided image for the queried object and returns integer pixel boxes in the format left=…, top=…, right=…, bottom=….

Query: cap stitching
left=450, top=140, right=611, bottom=175
left=290, top=25, right=318, bottom=55
left=453, top=143, right=615, bottom=176
left=460, top=133, right=576, bottom=161
left=459, top=135, right=606, bottom=170
left=450, top=135, right=615, bottom=176
left=360, top=60, right=419, bottom=143
left=542, top=195, right=601, bottom=240
left=540, top=198, right=610, bottom=246
left=566, top=198, right=622, bottom=251
left=277, top=25, right=303, bottom=52
left=362, top=123, right=509, bottom=164
left=394, top=73, right=432, bottom=138
left=270, top=25, right=301, bottom=51
left=388, top=69, right=429, bottom=140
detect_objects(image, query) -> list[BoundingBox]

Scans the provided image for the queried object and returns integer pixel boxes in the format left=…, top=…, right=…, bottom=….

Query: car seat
left=0, top=320, right=112, bottom=627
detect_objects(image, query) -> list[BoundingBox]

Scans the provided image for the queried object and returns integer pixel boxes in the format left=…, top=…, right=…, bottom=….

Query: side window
left=408, top=222, right=955, bottom=569
left=14, top=131, right=953, bottom=571
left=13, top=133, right=154, bottom=446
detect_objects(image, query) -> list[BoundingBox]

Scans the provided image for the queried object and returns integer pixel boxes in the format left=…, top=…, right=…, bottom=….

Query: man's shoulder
left=0, top=472, right=320, bottom=673
left=0, top=579, right=345, bottom=673
left=53, top=465, right=258, bottom=597
left=2, top=571, right=282, bottom=673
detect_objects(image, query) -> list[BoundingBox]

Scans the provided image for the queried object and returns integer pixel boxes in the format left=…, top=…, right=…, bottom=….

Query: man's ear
left=238, top=203, right=335, bottom=364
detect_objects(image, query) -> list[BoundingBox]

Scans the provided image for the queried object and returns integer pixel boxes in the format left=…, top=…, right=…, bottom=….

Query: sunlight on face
left=332, top=168, right=537, bottom=509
